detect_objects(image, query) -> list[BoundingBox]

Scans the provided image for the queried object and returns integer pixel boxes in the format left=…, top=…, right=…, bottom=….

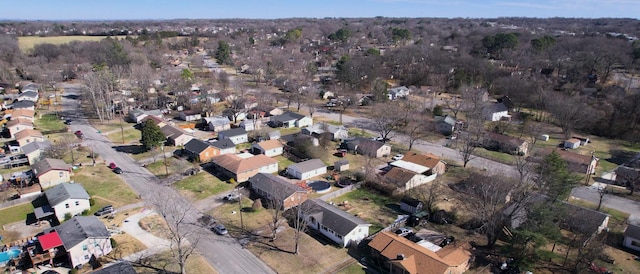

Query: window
left=632, top=241, right=640, bottom=248
left=82, top=245, right=87, bottom=250
left=84, top=254, right=90, bottom=260
left=59, top=171, right=64, bottom=177
left=65, top=203, right=69, bottom=208
left=75, top=201, right=80, bottom=206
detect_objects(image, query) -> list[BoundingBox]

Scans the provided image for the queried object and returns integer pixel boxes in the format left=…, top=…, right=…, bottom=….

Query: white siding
left=624, top=236, right=640, bottom=252
left=258, top=163, right=279, bottom=174
left=67, top=238, right=112, bottom=268
left=52, top=198, right=91, bottom=222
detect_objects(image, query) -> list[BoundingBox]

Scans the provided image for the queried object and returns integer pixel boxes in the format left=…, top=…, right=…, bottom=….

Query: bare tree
left=285, top=201, right=315, bottom=255
left=83, top=69, right=117, bottom=121
left=411, top=180, right=442, bottom=214
left=547, top=95, right=592, bottom=139
left=370, top=102, right=401, bottom=142
left=444, top=95, right=464, bottom=118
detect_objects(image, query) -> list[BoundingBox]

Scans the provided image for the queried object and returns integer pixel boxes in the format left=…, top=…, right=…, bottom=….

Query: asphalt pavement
left=60, top=83, right=276, bottom=274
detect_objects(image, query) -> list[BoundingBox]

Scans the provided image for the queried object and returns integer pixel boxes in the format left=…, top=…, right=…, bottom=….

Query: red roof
left=38, top=231, right=63, bottom=250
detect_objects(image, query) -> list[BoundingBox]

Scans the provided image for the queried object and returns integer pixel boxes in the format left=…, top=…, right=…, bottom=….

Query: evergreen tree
left=140, top=120, right=165, bottom=151
left=536, top=151, right=580, bottom=201
left=214, top=40, right=233, bottom=66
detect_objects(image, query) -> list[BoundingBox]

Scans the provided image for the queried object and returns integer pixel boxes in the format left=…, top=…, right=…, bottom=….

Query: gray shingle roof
left=55, top=216, right=110, bottom=249
left=287, top=159, right=326, bottom=173
left=209, top=138, right=235, bottom=149
left=91, top=262, right=137, bottom=274
left=19, top=90, right=38, bottom=98
left=435, top=115, right=456, bottom=126
left=270, top=111, right=305, bottom=123
left=624, top=224, right=640, bottom=240
left=219, top=127, right=247, bottom=137
left=184, top=139, right=211, bottom=154
left=44, top=183, right=90, bottom=207
left=249, top=173, right=305, bottom=200
left=21, top=141, right=52, bottom=155
left=32, top=158, right=69, bottom=177
left=302, top=199, right=369, bottom=236
left=160, top=125, right=187, bottom=138
left=11, top=100, right=35, bottom=109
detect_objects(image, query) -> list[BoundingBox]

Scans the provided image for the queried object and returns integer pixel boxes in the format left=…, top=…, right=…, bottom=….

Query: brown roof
left=160, top=124, right=187, bottom=138
left=255, top=139, right=282, bottom=151
left=141, top=115, right=165, bottom=125
left=212, top=154, right=278, bottom=173
left=11, top=109, right=35, bottom=118
left=485, top=132, right=526, bottom=147
left=368, top=231, right=472, bottom=274
left=6, top=118, right=33, bottom=127
left=538, top=148, right=595, bottom=165
left=402, top=152, right=442, bottom=169
left=384, top=167, right=417, bottom=186
left=15, top=129, right=43, bottom=140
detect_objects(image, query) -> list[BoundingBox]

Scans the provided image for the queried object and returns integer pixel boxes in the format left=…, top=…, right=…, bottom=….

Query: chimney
left=396, top=254, right=405, bottom=260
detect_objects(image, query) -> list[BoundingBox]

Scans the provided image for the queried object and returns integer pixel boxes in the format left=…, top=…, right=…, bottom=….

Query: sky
left=1, top=0, right=639, bottom=20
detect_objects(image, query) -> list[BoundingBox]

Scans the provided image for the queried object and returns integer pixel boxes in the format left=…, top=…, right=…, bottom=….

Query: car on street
left=94, top=205, right=115, bottom=216
left=108, top=162, right=117, bottom=169
left=64, top=119, right=72, bottom=125
left=74, top=130, right=84, bottom=139
left=392, top=154, right=404, bottom=161
left=113, top=167, right=123, bottom=174
left=211, top=224, right=228, bottom=235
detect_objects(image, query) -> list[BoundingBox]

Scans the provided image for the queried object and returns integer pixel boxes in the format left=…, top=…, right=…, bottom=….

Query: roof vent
left=396, top=254, right=405, bottom=260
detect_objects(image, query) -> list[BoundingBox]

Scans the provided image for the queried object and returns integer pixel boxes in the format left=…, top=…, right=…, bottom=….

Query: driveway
left=61, top=83, right=276, bottom=274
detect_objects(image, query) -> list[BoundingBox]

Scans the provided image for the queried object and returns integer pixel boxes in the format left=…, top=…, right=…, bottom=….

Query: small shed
left=334, top=159, right=350, bottom=172
left=564, top=138, right=581, bottom=149
left=400, top=197, right=424, bottom=214
left=540, top=134, right=550, bottom=141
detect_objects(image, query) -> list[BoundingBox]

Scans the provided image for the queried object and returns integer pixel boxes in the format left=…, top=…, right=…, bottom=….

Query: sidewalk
left=119, top=209, right=172, bottom=262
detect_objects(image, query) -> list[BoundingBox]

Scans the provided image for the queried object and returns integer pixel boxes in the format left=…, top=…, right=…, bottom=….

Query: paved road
left=60, top=83, right=275, bottom=274
left=571, top=185, right=640, bottom=215
left=314, top=109, right=519, bottom=178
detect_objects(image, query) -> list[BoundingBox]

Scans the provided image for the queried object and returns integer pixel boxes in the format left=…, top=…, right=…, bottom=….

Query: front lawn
left=34, top=113, right=67, bottom=132
left=0, top=202, right=33, bottom=226
left=329, top=188, right=398, bottom=233
left=106, top=128, right=141, bottom=144
left=90, top=120, right=132, bottom=134
left=72, top=165, right=140, bottom=209
left=174, top=172, right=233, bottom=201
left=145, top=157, right=192, bottom=177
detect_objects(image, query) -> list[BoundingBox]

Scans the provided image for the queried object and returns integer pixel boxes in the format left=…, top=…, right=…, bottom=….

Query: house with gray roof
left=249, top=173, right=308, bottom=210
left=53, top=216, right=112, bottom=268
left=35, top=183, right=90, bottom=223
left=482, top=102, right=510, bottom=121
left=33, top=158, right=71, bottom=189
left=301, top=122, right=349, bottom=141
left=623, top=215, right=640, bottom=252
left=128, top=109, right=163, bottom=123
left=17, top=90, right=39, bottom=102
left=286, top=159, right=327, bottom=180
left=208, top=138, right=236, bottom=155
left=22, top=140, right=52, bottom=164
left=269, top=111, right=313, bottom=128
left=301, top=199, right=371, bottom=247
left=160, top=124, right=193, bottom=146
left=387, top=86, right=410, bottom=100
left=11, top=100, right=35, bottom=110
left=345, top=137, right=391, bottom=158
left=434, top=115, right=457, bottom=135
left=218, top=128, right=248, bottom=144
left=203, top=116, right=231, bottom=132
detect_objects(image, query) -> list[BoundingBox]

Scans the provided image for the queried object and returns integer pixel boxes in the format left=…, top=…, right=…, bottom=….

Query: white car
left=392, top=154, right=404, bottom=160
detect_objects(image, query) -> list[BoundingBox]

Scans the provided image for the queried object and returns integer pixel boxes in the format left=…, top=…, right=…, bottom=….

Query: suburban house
left=128, top=109, right=163, bottom=123
left=301, top=123, right=349, bottom=141
left=383, top=167, right=433, bottom=192
left=218, top=128, right=248, bottom=144
left=209, top=139, right=237, bottom=155
left=388, top=86, right=410, bottom=100
left=33, top=158, right=71, bottom=189
left=249, top=173, right=308, bottom=210
left=179, top=110, right=202, bottom=121
left=268, top=130, right=281, bottom=140
left=533, top=148, right=598, bottom=175
left=398, top=152, right=447, bottom=175
left=10, top=108, right=35, bottom=122
left=482, top=102, right=510, bottom=121
left=50, top=216, right=112, bottom=268
left=400, top=197, right=424, bottom=214
left=482, top=133, right=529, bottom=155
left=17, top=90, right=39, bottom=102
left=239, top=119, right=262, bottom=131
left=160, top=124, right=193, bottom=147
left=368, top=231, right=473, bottom=274
left=623, top=216, right=640, bottom=252
left=252, top=139, right=284, bottom=157
left=346, top=137, right=391, bottom=158
left=15, top=129, right=45, bottom=147
left=210, top=154, right=278, bottom=183
left=286, top=159, right=328, bottom=180
left=434, top=115, right=457, bottom=135
left=22, top=141, right=52, bottom=165
left=91, top=262, right=137, bottom=274
left=269, top=111, right=313, bottom=128
left=184, top=139, right=219, bottom=162
left=564, top=138, right=582, bottom=149
left=301, top=199, right=371, bottom=248
left=35, top=183, right=91, bottom=223
left=11, top=100, right=36, bottom=110
left=140, top=115, right=167, bottom=128
left=614, top=165, right=640, bottom=189
left=6, top=118, right=34, bottom=138
left=203, top=116, right=231, bottom=132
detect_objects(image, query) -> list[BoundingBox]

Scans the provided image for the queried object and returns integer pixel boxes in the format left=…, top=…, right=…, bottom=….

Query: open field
left=17, top=35, right=128, bottom=52
left=0, top=202, right=33, bottom=227
left=174, top=172, right=234, bottom=201
left=72, top=165, right=140, bottom=210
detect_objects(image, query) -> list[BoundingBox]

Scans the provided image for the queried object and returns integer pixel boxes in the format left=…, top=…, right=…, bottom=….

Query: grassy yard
left=472, top=147, right=517, bottom=165
left=17, top=35, right=127, bottom=52
left=90, top=119, right=133, bottom=134
left=34, top=113, right=67, bottom=132
left=106, top=128, right=141, bottom=144
left=145, top=157, right=193, bottom=177
left=133, top=251, right=217, bottom=274
left=174, top=172, right=234, bottom=201
left=274, top=155, right=295, bottom=169
left=0, top=202, right=34, bottom=227
left=71, top=165, right=140, bottom=209
left=329, top=188, right=398, bottom=233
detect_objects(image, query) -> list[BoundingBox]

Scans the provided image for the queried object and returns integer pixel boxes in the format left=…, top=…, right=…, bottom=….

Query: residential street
left=571, top=185, right=640, bottom=215
left=60, top=83, right=275, bottom=274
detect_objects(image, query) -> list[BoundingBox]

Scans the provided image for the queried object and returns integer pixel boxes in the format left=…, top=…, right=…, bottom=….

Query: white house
left=387, top=86, right=410, bottom=100
left=40, top=183, right=91, bottom=222
left=6, top=118, right=34, bottom=138
left=482, top=103, right=510, bottom=121
left=33, top=158, right=71, bottom=189
left=301, top=199, right=371, bottom=247
left=240, top=119, right=262, bottom=131
left=383, top=167, right=434, bottom=191
left=269, top=112, right=313, bottom=128
left=564, top=138, right=581, bottom=149
left=252, top=139, right=283, bottom=157
left=624, top=218, right=640, bottom=252
left=179, top=110, right=202, bottom=121
left=128, top=109, right=163, bottom=123
left=17, top=90, right=39, bottom=102
left=54, top=216, right=112, bottom=268
left=209, top=139, right=236, bottom=155
left=301, top=123, right=349, bottom=141
left=204, top=116, right=231, bottom=132
left=217, top=128, right=248, bottom=144
left=286, top=159, right=327, bottom=180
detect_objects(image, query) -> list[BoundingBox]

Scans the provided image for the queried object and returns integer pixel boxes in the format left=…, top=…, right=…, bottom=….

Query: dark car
left=64, top=119, right=72, bottom=125
left=211, top=224, right=228, bottom=235
left=94, top=205, right=115, bottom=216
left=113, top=167, right=123, bottom=174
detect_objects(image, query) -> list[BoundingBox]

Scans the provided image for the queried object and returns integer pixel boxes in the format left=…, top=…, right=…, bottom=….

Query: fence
left=318, top=182, right=363, bottom=201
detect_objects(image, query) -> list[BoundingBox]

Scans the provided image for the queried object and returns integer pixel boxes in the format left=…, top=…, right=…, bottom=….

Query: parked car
left=395, top=227, right=413, bottom=236
left=198, top=214, right=216, bottom=227
left=74, top=130, right=84, bottom=139
left=94, top=205, right=115, bottom=216
left=392, top=154, right=404, bottom=161
left=223, top=192, right=241, bottom=202
left=108, top=162, right=117, bottom=169
left=113, top=167, right=123, bottom=174
left=64, top=119, right=72, bottom=125
left=211, top=224, right=228, bottom=235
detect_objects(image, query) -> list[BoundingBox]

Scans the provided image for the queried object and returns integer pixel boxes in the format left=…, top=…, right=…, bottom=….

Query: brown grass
left=138, top=214, right=171, bottom=240
left=17, top=36, right=128, bottom=52
left=133, top=251, right=217, bottom=274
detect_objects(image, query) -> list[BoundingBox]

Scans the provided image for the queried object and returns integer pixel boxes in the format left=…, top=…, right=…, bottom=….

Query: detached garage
left=286, top=159, right=327, bottom=180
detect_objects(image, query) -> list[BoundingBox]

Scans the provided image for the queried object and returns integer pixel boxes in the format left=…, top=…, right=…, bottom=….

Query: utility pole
left=162, top=145, right=168, bottom=176
left=238, top=191, right=244, bottom=232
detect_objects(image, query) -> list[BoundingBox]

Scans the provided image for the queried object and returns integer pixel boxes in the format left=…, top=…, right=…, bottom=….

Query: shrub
left=64, top=213, right=72, bottom=221
left=89, top=198, right=95, bottom=206
left=110, top=238, right=118, bottom=248
left=251, top=199, right=263, bottom=211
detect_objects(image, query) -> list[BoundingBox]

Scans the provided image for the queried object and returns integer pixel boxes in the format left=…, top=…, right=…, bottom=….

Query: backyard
left=0, top=202, right=34, bottom=227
